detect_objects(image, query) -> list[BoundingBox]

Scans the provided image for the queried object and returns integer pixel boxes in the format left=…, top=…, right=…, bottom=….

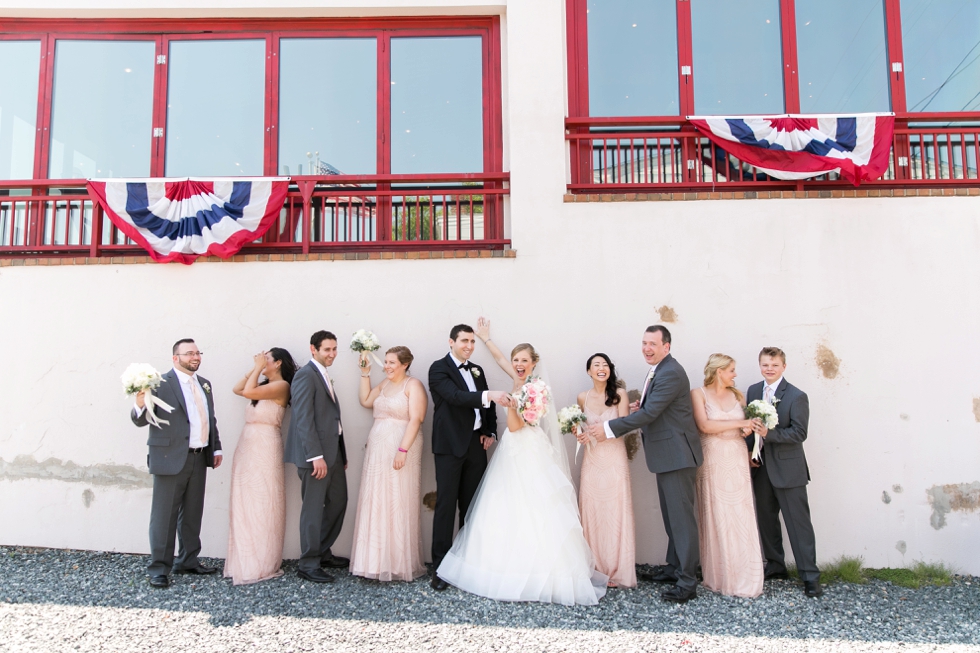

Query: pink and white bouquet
left=744, top=399, right=779, bottom=463
left=513, top=377, right=551, bottom=426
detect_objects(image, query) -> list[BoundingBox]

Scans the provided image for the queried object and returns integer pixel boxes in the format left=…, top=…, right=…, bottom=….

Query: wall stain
left=82, top=489, right=95, bottom=507
left=973, top=397, right=980, bottom=422
left=895, top=540, right=907, bottom=555
left=892, top=484, right=903, bottom=494
left=882, top=491, right=891, bottom=504
left=0, top=455, right=151, bottom=489
left=815, top=345, right=840, bottom=379
left=657, top=306, right=678, bottom=323
left=422, top=491, right=437, bottom=512
left=899, top=413, right=909, bottom=421
left=926, top=481, right=980, bottom=529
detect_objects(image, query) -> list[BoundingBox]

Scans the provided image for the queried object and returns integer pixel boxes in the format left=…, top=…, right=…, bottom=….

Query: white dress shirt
left=306, top=358, right=342, bottom=462
left=133, top=367, right=221, bottom=455
left=604, top=363, right=658, bottom=439
left=448, top=351, right=491, bottom=431
left=764, top=376, right=783, bottom=404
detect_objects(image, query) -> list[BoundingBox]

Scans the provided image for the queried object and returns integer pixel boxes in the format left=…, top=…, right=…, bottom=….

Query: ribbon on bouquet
left=750, top=432, right=762, bottom=464
left=574, top=425, right=596, bottom=459
left=358, top=351, right=385, bottom=368
left=143, top=392, right=175, bottom=428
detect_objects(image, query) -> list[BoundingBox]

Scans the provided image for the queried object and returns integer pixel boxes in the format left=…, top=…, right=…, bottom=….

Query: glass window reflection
left=279, top=38, right=377, bottom=176
left=48, top=40, right=155, bottom=179
left=796, top=0, right=889, bottom=113
left=390, top=37, right=483, bottom=174
left=587, top=0, right=679, bottom=116
left=0, top=41, right=40, bottom=180
left=166, top=40, right=265, bottom=176
left=691, top=0, right=784, bottom=115
left=903, top=0, right=980, bottom=112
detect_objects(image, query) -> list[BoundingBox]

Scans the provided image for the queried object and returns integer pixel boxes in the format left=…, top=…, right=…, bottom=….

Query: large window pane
left=587, top=0, right=679, bottom=116
left=692, top=0, right=784, bottom=115
left=0, top=41, right=40, bottom=180
left=48, top=41, right=154, bottom=179
left=796, top=0, right=889, bottom=113
left=903, top=0, right=980, bottom=112
left=391, top=37, right=483, bottom=174
left=166, top=40, right=265, bottom=176
left=279, top=38, right=376, bottom=176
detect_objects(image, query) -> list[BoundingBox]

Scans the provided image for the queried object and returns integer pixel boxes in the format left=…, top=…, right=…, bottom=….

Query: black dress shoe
left=661, top=585, right=697, bottom=603
left=764, top=569, right=789, bottom=580
left=175, top=564, right=217, bottom=575
left=430, top=575, right=450, bottom=591
left=803, top=580, right=824, bottom=597
left=320, top=555, right=350, bottom=569
left=298, top=568, right=335, bottom=583
left=149, top=575, right=170, bottom=588
left=640, top=568, right=678, bottom=584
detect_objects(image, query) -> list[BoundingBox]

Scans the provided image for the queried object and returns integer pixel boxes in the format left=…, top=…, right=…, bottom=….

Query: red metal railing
left=0, top=173, right=509, bottom=258
left=566, top=114, right=980, bottom=192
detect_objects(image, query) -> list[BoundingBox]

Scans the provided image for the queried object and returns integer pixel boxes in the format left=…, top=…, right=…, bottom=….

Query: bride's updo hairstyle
left=386, top=345, right=414, bottom=371
left=703, top=353, right=744, bottom=402
left=585, top=353, right=622, bottom=407
left=510, top=343, right=540, bottom=364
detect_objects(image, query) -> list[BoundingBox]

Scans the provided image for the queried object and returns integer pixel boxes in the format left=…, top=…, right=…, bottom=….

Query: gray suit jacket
left=284, top=361, right=345, bottom=469
left=130, top=369, right=221, bottom=475
left=608, top=353, right=703, bottom=474
left=746, top=378, right=810, bottom=488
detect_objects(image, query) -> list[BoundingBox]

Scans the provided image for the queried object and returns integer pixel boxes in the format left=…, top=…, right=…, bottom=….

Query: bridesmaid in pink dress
left=225, top=348, right=296, bottom=585
left=350, top=346, right=428, bottom=581
left=691, top=353, right=764, bottom=598
left=577, top=353, right=636, bottom=588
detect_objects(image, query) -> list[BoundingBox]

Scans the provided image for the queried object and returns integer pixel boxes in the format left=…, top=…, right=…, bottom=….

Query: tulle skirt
left=437, top=424, right=607, bottom=606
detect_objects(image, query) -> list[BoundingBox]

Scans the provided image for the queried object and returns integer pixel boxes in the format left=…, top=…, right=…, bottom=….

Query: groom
left=428, top=324, right=514, bottom=590
left=747, top=347, right=823, bottom=598
left=130, top=338, right=222, bottom=589
left=583, top=325, right=703, bottom=602
left=284, top=330, right=349, bottom=583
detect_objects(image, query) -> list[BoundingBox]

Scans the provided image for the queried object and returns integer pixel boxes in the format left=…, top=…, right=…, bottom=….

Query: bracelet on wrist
left=397, top=447, right=408, bottom=453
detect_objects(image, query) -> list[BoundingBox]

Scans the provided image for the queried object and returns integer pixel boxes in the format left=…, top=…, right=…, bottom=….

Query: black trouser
left=297, top=462, right=348, bottom=571
left=656, top=466, right=700, bottom=592
left=431, top=433, right=488, bottom=570
left=148, top=450, right=207, bottom=576
left=752, top=465, right=819, bottom=582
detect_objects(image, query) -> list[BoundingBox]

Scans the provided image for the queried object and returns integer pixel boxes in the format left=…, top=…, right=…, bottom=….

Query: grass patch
left=820, top=555, right=867, bottom=584
left=786, top=556, right=956, bottom=588
left=864, top=567, right=921, bottom=588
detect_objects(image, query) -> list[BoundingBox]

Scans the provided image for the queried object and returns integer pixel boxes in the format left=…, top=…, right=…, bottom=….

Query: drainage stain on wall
left=882, top=491, right=892, bottom=504
left=926, top=481, right=980, bottom=529
left=82, top=488, right=95, bottom=507
left=815, top=344, right=840, bottom=379
left=973, top=397, right=980, bottom=422
left=895, top=540, right=907, bottom=554
left=0, top=455, right=151, bottom=489
left=656, top=306, right=677, bottom=323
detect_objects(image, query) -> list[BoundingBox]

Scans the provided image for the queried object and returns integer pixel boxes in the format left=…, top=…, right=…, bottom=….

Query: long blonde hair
left=703, top=353, right=744, bottom=402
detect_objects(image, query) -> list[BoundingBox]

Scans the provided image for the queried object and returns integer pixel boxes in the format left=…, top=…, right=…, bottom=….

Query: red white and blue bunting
left=688, top=113, right=895, bottom=185
left=87, top=177, right=289, bottom=264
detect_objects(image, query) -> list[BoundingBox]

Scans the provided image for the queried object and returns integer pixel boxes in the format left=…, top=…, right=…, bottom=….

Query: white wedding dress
left=437, top=382, right=607, bottom=606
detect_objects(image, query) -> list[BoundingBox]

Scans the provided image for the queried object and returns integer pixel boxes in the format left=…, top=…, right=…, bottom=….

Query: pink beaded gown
left=696, top=388, right=764, bottom=598
left=224, top=399, right=287, bottom=585
left=350, top=381, right=425, bottom=581
left=578, top=395, right=637, bottom=588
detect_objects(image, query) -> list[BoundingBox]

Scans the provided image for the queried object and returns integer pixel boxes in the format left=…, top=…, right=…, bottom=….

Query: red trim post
left=377, top=30, right=392, bottom=242
left=676, top=0, right=696, bottom=183
left=884, top=0, right=909, bottom=179
left=150, top=35, right=167, bottom=177
left=264, top=33, right=278, bottom=177
left=779, top=0, right=800, bottom=113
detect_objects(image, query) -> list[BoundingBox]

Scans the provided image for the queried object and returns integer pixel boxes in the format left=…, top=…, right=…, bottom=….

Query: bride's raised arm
left=476, top=317, right=519, bottom=383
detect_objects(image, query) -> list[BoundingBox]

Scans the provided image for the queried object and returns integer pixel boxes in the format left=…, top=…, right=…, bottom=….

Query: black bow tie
left=458, top=362, right=473, bottom=371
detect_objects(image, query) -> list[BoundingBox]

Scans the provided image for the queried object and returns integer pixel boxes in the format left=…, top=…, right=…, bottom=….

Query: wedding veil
left=532, top=363, right=573, bottom=483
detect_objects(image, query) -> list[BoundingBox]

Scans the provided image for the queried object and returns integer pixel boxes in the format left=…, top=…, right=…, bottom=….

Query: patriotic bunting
left=87, top=177, right=289, bottom=264
left=688, top=114, right=895, bottom=185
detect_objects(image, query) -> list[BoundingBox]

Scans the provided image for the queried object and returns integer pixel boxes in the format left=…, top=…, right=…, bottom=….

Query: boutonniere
left=202, top=382, right=211, bottom=394
left=471, top=368, right=482, bottom=379
left=772, top=397, right=780, bottom=405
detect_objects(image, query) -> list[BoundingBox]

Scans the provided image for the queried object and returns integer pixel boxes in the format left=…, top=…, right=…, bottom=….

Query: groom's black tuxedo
left=428, top=353, right=498, bottom=569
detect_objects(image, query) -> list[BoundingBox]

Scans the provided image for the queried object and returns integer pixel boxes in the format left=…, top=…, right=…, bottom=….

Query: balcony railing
left=0, top=173, right=509, bottom=259
left=566, top=114, right=980, bottom=193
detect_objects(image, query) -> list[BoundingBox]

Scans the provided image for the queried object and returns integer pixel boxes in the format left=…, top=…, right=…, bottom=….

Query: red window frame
left=0, top=16, right=504, bottom=181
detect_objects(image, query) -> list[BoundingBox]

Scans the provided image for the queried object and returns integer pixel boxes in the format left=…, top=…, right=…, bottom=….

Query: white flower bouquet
left=121, top=363, right=173, bottom=428
left=513, top=377, right=551, bottom=427
left=744, top=399, right=779, bottom=463
left=350, top=329, right=383, bottom=367
left=559, top=404, right=593, bottom=456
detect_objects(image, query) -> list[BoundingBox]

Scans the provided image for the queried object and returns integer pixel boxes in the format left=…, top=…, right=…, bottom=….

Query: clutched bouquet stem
left=744, top=399, right=779, bottom=463
left=350, top=329, right=384, bottom=368
left=121, top=363, right=173, bottom=428
left=558, top=405, right=592, bottom=456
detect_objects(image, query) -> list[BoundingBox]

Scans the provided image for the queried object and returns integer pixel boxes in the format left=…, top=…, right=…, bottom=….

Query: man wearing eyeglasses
left=131, top=338, right=223, bottom=589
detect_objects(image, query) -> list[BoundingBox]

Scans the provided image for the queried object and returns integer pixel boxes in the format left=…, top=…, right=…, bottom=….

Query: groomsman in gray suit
left=131, top=338, right=222, bottom=589
left=284, top=330, right=349, bottom=583
left=746, top=347, right=823, bottom=598
left=583, top=325, right=703, bottom=602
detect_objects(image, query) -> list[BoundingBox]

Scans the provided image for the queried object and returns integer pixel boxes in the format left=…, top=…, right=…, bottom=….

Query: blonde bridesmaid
left=225, top=348, right=296, bottom=585
left=350, top=346, right=428, bottom=581
left=691, top=353, right=764, bottom=598
left=577, top=353, right=636, bottom=588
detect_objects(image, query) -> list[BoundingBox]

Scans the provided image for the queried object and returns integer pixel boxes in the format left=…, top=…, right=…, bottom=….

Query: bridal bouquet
left=513, top=377, right=551, bottom=426
left=744, top=399, right=779, bottom=463
left=350, top=329, right=383, bottom=367
left=121, top=363, right=173, bottom=428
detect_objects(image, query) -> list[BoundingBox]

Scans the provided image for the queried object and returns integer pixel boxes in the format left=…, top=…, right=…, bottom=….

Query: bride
left=436, top=318, right=607, bottom=605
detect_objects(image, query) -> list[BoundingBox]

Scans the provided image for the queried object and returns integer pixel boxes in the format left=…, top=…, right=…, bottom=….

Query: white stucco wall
left=1, top=0, right=978, bottom=575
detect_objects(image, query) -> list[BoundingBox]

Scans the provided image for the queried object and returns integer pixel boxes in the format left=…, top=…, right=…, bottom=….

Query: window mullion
left=779, top=0, right=800, bottom=113
left=883, top=0, right=907, bottom=114
left=150, top=35, right=167, bottom=177
left=676, top=0, right=694, bottom=117
left=265, top=33, right=279, bottom=176
left=34, top=33, right=54, bottom=181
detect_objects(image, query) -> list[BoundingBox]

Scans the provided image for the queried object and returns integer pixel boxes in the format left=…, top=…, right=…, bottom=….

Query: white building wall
left=1, top=0, right=978, bottom=575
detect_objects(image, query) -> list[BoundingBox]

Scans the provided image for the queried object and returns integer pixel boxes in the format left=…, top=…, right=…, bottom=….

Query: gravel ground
left=0, top=547, right=977, bottom=653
